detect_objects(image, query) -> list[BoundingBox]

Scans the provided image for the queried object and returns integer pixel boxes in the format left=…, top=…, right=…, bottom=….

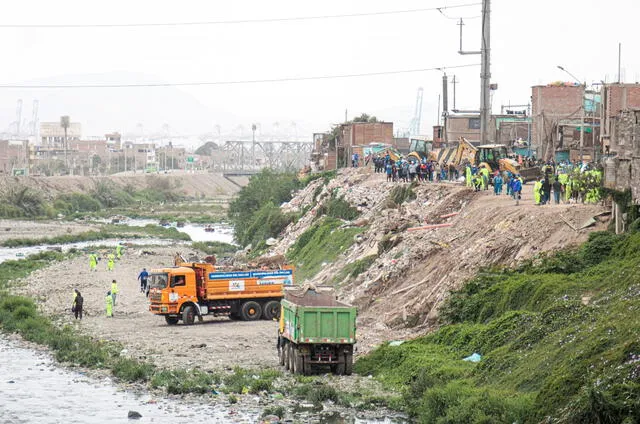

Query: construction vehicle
left=407, top=138, right=438, bottom=162
left=277, top=286, right=357, bottom=375
left=148, top=259, right=294, bottom=325
left=473, top=142, right=540, bottom=181
left=435, top=138, right=539, bottom=182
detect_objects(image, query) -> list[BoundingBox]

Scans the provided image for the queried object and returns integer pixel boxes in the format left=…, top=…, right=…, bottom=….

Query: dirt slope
left=271, top=168, right=609, bottom=352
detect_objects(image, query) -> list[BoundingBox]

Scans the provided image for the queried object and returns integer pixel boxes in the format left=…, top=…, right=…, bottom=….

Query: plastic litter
left=389, top=340, right=405, bottom=347
left=463, top=353, right=482, bottom=363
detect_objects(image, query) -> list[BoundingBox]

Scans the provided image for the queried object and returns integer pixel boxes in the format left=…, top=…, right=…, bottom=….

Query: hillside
left=0, top=171, right=245, bottom=200
left=267, top=168, right=609, bottom=351
left=356, top=231, right=640, bottom=422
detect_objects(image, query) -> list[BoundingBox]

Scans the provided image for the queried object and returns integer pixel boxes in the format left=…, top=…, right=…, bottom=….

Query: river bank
left=1, top=227, right=406, bottom=422
left=0, top=333, right=259, bottom=423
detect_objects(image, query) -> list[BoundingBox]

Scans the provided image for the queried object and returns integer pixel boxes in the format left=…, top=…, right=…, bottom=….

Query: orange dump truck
left=148, top=261, right=294, bottom=325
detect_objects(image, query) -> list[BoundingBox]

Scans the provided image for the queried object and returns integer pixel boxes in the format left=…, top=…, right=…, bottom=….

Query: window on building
left=468, top=119, right=481, bottom=130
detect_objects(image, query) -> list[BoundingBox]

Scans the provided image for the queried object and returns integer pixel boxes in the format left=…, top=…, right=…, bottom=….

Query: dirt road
left=21, top=247, right=279, bottom=370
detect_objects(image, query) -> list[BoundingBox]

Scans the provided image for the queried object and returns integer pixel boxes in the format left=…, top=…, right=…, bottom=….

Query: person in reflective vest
left=105, top=291, right=113, bottom=317
left=89, top=253, right=98, bottom=272
left=533, top=178, right=542, bottom=205
left=111, top=280, right=119, bottom=306
left=107, top=253, right=115, bottom=271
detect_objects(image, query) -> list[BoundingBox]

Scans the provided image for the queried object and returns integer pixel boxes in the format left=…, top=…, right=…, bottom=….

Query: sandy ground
left=19, top=246, right=280, bottom=371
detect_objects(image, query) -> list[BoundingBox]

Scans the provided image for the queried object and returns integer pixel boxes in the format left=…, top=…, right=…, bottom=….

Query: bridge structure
left=211, top=139, right=313, bottom=174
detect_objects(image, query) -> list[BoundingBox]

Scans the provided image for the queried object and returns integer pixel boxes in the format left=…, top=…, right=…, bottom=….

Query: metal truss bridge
left=211, top=139, right=312, bottom=174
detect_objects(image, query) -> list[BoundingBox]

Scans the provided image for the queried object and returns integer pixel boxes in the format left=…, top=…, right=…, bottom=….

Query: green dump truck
left=277, top=286, right=357, bottom=375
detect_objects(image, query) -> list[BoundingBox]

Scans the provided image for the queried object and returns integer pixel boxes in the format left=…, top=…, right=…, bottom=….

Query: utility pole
left=479, top=0, right=491, bottom=145
left=451, top=75, right=458, bottom=111
left=457, top=0, right=491, bottom=144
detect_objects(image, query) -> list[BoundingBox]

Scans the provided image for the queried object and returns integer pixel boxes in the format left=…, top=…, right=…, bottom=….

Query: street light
left=557, top=66, right=583, bottom=86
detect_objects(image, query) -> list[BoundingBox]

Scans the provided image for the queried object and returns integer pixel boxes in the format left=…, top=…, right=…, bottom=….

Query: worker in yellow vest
left=111, top=280, right=119, bottom=306
left=105, top=291, right=113, bottom=317
left=107, top=253, right=115, bottom=271
left=533, top=178, right=542, bottom=205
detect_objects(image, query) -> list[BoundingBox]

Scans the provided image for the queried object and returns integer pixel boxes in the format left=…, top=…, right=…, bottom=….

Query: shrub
left=316, top=195, right=359, bottom=221
left=112, top=358, right=155, bottom=382
left=229, top=169, right=300, bottom=247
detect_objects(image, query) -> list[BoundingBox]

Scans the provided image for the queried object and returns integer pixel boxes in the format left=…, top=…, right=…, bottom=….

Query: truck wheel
left=303, top=357, right=312, bottom=376
left=165, top=316, right=179, bottom=325
left=335, top=361, right=346, bottom=376
left=182, top=306, right=195, bottom=325
left=292, top=346, right=304, bottom=375
left=287, top=343, right=294, bottom=371
left=345, top=353, right=353, bottom=376
left=262, top=300, right=280, bottom=320
left=241, top=301, right=262, bottom=321
left=278, top=339, right=286, bottom=366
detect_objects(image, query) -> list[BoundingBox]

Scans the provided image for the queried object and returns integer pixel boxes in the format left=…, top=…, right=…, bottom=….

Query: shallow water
left=116, top=218, right=236, bottom=243
left=0, top=336, right=258, bottom=424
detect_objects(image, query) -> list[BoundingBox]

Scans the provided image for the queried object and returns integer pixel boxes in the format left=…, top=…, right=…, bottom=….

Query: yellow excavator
left=438, top=138, right=539, bottom=182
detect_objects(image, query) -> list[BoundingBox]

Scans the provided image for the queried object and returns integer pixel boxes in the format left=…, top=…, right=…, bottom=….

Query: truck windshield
left=149, top=273, right=168, bottom=290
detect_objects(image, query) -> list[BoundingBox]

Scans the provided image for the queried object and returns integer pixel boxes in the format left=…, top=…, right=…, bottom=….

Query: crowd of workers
left=372, top=154, right=461, bottom=183
left=72, top=244, right=131, bottom=319
left=371, top=152, right=603, bottom=206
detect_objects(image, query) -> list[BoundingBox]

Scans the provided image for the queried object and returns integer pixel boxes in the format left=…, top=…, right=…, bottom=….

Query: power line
left=0, top=3, right=481, bottom=28
left=0, top=64, right=481, bottom=89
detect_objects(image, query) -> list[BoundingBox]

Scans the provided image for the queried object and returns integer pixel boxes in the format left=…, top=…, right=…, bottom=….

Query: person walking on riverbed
left=106, top=253, right=115, bottom=271
left=110, top=280, right=119, bottom=306
left=138, top=268, right=149, bottom=293
left=105, top=291, right=113, bottom=317
left=116, top=243, right=124, bottom=260
left=72, top=289, right=83, bottom=320
left=89, top=253, right=98, bottom=272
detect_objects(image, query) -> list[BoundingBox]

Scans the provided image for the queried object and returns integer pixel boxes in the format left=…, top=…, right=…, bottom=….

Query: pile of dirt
left=269, top=168, right=610, bottom=352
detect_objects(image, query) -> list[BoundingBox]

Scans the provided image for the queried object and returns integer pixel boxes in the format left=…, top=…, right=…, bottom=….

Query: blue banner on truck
left=208, top=269, right=293, bottom=285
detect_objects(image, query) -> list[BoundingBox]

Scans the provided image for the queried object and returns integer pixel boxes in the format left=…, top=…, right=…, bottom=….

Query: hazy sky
left=1, top=0, right=638, bottom=145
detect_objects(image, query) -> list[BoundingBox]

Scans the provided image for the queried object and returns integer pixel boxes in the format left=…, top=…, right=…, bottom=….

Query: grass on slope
left=286, top=217, right=366, bottom=282
left=356, top=231, right=640, bottom=424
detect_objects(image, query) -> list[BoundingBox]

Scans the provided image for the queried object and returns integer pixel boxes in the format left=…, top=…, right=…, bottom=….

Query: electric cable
left=0, top=3, right=481, bottom=28
left=0, top=63, right=481, bottom=89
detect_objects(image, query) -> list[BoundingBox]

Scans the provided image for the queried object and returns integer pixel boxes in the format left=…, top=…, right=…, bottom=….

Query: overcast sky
left=1, top=0, right=638, bottom=146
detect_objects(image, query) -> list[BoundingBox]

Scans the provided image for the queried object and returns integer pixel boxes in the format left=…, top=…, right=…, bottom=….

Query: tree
left=352, top=113, right=378, bottom=123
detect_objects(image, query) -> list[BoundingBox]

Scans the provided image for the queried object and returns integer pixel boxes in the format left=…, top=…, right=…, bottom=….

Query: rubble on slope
left=268, top=168, right=610, bottom=353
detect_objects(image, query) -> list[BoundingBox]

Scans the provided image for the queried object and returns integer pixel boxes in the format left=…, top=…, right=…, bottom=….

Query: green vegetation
left=0, top=178, right=187, bottom=220
left=287, top=217, right=366, bottom=282
left=228, top=169, right=300, bottom=248
left=191, top=241, right=237, bottom=256
left=316, top=193, right=360, bottom=221
left=384, top=183, right=417, bottom=209
left=332, top=255, right=378, bottom=286
left=1, top=224, right=190, bottom=247
left=299, top=169, right=337, bottom=187
left=356, top=231, right=640, bottom=423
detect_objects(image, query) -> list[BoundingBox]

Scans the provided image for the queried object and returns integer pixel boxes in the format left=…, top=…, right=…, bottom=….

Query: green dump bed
left=281, top=290, right=356, bottom=345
